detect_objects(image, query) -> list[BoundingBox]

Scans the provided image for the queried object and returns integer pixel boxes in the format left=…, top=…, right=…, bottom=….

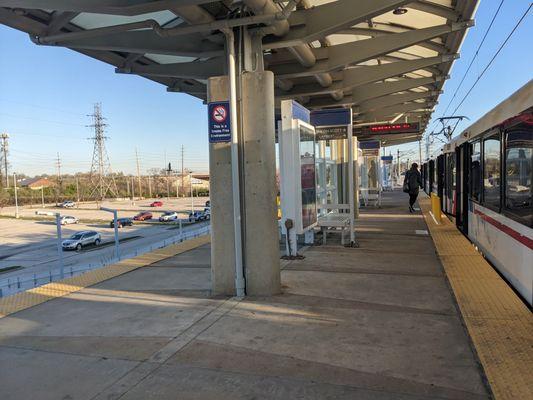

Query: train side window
left=470, top=141, right=481, bottom=201
left=483, top=134, right=501, bottom=210
left=505, top=127, right=532, bottom=227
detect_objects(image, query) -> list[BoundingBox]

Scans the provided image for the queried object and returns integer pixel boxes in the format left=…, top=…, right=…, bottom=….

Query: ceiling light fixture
left=393, top=8, right=408, bottom=15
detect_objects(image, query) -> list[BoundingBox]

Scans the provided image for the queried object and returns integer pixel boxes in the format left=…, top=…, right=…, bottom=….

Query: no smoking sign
left=212, top=105, right=227, bottom=123
left=208, top=101, right=231, bottom=143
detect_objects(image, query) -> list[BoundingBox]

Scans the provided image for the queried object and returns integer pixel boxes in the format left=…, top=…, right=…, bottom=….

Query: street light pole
left=101, top=207, right=120, bottom=260
left=55, top=213, right=64, bottom=279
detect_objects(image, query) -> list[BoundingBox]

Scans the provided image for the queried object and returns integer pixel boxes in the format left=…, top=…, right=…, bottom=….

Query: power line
left=452, top=4, right=531, bottom=115
left=441, top=0, right=506, bottom=117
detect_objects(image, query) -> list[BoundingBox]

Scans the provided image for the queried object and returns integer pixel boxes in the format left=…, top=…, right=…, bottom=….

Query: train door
left=437, top=154, right=445, bottom=209
left=445, top=153, right=456, bottom=217
left=457, top=143, right=469, bottom=235
left=429, top=160, right=435, bottom=194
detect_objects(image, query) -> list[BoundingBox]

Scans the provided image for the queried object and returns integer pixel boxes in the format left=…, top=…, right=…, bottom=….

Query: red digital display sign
left=355, top=122, right=420, bottom=135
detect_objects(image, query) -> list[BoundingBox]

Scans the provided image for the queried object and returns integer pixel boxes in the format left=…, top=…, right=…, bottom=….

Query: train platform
left=0, top=190, right=527, bottom=399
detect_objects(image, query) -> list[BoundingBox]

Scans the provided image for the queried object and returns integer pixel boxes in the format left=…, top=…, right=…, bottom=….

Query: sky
left=0, top=1, right=531, bottom=176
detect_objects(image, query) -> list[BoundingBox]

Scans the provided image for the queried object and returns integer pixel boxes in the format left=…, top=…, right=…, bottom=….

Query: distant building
left=19, top=177, right=54, bottom=190
left=176, top=173, right=209, bottom=195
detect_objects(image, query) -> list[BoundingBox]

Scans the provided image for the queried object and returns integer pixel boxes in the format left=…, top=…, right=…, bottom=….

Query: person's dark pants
left=409, top=193, right=418, bottom=208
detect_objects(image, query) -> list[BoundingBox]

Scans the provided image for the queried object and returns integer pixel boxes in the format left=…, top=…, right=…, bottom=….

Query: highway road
left=0, top=217, right=209, bottom=296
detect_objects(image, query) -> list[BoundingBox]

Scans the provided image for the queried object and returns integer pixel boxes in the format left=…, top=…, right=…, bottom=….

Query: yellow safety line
left=419, top=198, right=533, bottom=400
left=0, top=235, right=211, bottom=319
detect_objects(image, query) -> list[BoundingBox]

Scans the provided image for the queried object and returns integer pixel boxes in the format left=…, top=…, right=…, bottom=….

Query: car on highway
left=133, top=211, right=152, bottom=221
left=188, top=211, right=208, bottom=222
left=203, top=208, right=210, bottom=220
left=150, top=201, right=163, bottom=207
left=60, top=215, right=79, bottom=225
left=159, top=211, right=179, bottom=222
left=62, top=231, right=101, bottom=251
left=110, top=217, right=133, bottom=228
left=60, top=201, right=76, bottom=208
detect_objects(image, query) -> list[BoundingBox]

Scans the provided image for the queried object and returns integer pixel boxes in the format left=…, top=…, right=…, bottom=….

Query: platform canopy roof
left=0, top=0, right=478, bottom=145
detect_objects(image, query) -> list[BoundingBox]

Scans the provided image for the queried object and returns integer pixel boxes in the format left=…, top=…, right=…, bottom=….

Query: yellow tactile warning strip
left=0, top=235, right=210, bottom=318
left=419, top=198, right=533, bottom=400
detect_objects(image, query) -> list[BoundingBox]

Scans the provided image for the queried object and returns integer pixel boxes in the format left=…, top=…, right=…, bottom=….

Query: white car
left=61, top=201, right=76, bottom=208
left=60, top=215, right=79, bottom=225
left=62, top=231, right=101, bottom=251
left=159, top=211, right=179, bottom=222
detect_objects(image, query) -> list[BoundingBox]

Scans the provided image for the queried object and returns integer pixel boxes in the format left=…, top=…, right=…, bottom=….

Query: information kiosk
left=279, top=100, right=318, bottom=256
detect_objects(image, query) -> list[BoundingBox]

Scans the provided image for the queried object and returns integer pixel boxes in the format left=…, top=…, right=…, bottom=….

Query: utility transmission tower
left=56, top=152, right=62, bottom=188
left=87, top=103, right=118, bottom=200
left=1, top=133, right=9, bottom=188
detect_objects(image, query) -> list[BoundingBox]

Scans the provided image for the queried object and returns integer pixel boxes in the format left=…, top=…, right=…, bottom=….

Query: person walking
left=403, top=163, right=423, bottom=212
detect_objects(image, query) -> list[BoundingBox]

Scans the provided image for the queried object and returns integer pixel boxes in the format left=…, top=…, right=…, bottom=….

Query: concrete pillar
left=207, top=76, right=236, bottom=295
left=241, top=71, right=281, bottom=295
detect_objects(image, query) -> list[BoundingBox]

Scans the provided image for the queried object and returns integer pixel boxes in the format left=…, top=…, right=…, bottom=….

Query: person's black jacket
left=404, top=169, right=423, bottom=195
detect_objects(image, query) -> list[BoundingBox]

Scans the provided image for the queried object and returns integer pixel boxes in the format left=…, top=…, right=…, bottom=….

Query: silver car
left=60, top=215, right=79, bottom=225
left=62, top=231, right=101, bottom=251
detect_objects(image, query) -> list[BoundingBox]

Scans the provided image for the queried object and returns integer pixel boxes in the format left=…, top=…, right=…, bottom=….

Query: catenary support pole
left=224, top=29, right=245, bottom=297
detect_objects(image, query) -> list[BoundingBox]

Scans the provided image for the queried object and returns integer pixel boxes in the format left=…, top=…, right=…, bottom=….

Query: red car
left=134, top=211, right=153, bottom=221
left=150, top=201, right=163, bottom=207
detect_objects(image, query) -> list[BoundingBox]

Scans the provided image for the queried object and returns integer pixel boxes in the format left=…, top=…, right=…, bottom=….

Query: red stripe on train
left=473, top=209, right=533, bottom=250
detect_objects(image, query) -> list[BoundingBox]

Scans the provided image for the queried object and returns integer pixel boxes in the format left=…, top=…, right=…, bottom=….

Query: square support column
left=241, top=71, right=281, bottom=296
left=207, top=76, right=236, bottom=295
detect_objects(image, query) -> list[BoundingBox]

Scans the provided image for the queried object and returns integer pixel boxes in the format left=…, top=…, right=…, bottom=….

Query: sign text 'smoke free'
left=208, top=101, right=231, bottom=143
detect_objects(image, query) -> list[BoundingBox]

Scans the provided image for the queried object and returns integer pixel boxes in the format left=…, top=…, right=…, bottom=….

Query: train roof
left=443, top=79, right=533, bottom=153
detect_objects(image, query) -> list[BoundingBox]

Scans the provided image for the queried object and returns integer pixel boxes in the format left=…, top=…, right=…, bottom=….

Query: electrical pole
left=148, top=175, right=152, bottom=198
left=1, top=133, right=9, bottom=188
left=76, top=177, right=80, bottom=203
left=166, top=162, right=171, bottom=200
left=13, top=173, right=19, bottom=218
left=131, top=175, right=135, bottom=203
left=135, top=148, right=142, bottom=198
left=181, top=145, right=184, bottom=197
left=190, top=172, right=193, bottom=212
left=56, top=152, right=62, bottom=202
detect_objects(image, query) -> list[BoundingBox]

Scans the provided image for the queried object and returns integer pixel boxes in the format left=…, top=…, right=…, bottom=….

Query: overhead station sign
left=310, top=108, right=351, bottom=140
left=208, top=101, right=231, bottom=143
left=355, top=122, right=420, bottom=136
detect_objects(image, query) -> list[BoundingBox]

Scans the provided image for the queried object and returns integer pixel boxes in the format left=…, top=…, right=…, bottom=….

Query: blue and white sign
left=208, top=101, right=231, bottom=143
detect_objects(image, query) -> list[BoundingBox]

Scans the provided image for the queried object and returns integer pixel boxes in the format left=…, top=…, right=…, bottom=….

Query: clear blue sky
left=0, top=1, right=531, bottom=176
left=388, top=1, right=532, bottom=162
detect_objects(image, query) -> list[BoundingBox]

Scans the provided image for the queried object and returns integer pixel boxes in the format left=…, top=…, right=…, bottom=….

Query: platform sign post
left=208, top=101, right=231, bottom=143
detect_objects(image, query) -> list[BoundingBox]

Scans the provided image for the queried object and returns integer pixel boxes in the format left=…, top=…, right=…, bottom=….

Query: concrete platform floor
left=0, top=191, right=490, bottom=400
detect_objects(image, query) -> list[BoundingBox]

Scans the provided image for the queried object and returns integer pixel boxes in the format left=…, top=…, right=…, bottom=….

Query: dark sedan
left=110, top=217, right=133, bottom=228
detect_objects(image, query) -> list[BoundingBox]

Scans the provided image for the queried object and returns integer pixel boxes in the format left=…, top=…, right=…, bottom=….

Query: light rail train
left=422, top=81, right=532, bottom=306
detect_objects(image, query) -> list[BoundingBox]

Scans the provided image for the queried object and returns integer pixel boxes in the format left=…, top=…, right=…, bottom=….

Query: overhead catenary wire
left=440, top=0, right=506, bottom=117
left=451, top=3, right=531, bottom=115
